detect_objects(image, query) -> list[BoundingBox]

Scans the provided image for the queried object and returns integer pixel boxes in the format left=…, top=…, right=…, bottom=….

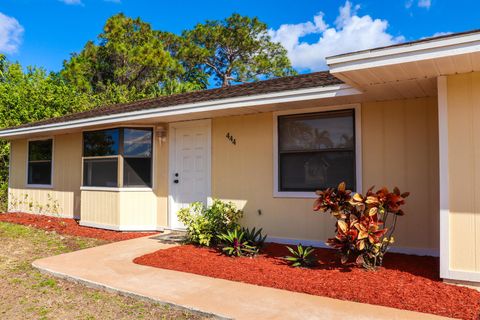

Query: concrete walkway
left=33, top=235, right=450, bottom=320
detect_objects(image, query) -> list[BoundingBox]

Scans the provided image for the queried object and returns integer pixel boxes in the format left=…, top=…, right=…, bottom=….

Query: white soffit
left=326, top=31, right=480, bottom=88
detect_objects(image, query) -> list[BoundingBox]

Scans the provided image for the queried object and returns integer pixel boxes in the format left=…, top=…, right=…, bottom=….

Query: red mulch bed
left=0, top=212, right=158, bottom=242
left=134, top=243, right=480, bottom=320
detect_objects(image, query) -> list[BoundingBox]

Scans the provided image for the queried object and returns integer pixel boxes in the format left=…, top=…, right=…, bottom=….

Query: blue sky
left=0, top=0, right=479, bottom=73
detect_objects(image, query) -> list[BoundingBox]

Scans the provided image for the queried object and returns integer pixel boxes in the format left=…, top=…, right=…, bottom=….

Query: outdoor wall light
left=156, top=125, right=167, bottom=143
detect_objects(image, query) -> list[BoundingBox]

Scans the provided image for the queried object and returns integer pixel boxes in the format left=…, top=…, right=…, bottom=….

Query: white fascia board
left=327, top=32, right=480, bottom=73
left=0, top=84, right=361, bottom=139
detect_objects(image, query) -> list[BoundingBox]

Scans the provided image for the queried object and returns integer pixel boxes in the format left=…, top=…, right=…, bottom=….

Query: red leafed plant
left=314, top=182, right=409, bottom=269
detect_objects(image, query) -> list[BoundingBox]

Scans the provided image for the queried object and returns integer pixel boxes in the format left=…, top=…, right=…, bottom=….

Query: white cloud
left=418, top=31, right=452, bottom=40
left=59, top=0, right=83, bottom=5
left=269, top=1, right=404, bottom=71
left=405, top=0, right=432, bottom=9
left=0, top=12, right=24, bottom=54
left=418, top=0, right=431, bottom=8
left=431, top=31, right=452, bottom=37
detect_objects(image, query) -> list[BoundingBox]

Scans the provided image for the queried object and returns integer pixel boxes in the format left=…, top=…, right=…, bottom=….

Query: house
left=1, top=29, right=480, bottom=286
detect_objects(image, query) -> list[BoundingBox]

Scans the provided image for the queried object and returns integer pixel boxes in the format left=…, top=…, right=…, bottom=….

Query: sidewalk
left=33, top=235, right=451, bottom=320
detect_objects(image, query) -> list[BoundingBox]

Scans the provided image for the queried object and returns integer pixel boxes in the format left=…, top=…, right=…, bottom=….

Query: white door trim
left=168, top=119, right=212, bottom=229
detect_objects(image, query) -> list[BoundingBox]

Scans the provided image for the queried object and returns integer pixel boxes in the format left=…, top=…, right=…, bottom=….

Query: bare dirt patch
left=134, top=243, right=480, bottom=320
left=0, top=212, right=157, bottom=241
left=0, top=222, right=208, bottom=320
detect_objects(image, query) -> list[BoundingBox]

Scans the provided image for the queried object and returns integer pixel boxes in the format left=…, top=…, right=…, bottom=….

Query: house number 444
left=226, top=132, right=236, bottom=145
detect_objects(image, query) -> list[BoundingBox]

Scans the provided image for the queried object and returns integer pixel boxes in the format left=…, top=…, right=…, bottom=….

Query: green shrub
left=284, top=244, right=317, bottom=268
left=177, top=199, right=243, bottom=246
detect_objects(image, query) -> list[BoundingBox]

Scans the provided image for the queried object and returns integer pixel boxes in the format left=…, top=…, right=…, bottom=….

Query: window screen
left=82, top=127, right=152, bottom=188
left=28, top=139, right=53, bottom=185
left=278, top=109, right=355, bottom=191
left=123, top=128, right=152, bottom=187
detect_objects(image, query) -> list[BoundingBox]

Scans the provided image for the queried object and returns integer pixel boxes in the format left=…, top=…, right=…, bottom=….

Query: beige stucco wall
left=9, top=132, right=82, bottom=218
left=212, top=97, right=439, bottom=252
left=446, top=72, right=480, bottom=272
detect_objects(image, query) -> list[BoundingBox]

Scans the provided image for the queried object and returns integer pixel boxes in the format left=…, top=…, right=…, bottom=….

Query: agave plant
left=241, top=226, right=267, bottom=253
left=217, top=229, right=256, bottom=257
left=284, top=244, right=316, bottom=268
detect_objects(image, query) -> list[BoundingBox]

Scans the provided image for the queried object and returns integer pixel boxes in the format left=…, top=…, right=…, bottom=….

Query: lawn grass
left=0, top=222, right=208, bottom=320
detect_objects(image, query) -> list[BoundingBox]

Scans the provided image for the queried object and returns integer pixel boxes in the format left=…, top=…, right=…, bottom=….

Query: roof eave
left=326, top=31, right=480, bottom=73
left=0, top=84, right=361, bottom=139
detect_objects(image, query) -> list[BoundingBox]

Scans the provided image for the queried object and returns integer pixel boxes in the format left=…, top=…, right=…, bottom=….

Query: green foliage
left=284, top=244, right=317, bottom=268
left=177, top=199, right=243, bottom=246
left=181, top=13, right=297, bottom=87
left=241, top=226, right=267, bottom=252
left=0, top=13, right=297, bottom=212
left=217, top=228, right=256, bottom=257
left=0, top=55, right=98, bottom=211
left=61, top=13, right=204, bottom=102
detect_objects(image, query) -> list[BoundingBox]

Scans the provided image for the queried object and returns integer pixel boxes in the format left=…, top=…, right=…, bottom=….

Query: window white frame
left=25, top=137, right=54, bottom=189
left=80, top=125, right=156, bottom=192
left=273, top=103, right=362, bottom=198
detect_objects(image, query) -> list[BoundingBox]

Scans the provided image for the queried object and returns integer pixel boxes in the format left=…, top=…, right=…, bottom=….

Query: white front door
left=169, top=120, right=211, bottom=229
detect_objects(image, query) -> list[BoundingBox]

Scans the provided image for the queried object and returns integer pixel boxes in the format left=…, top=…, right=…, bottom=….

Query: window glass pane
left=279, top=151, right=355, bottom=191
left=28, top=162, right=51, bottom=185
left=124, top=158, right=152, bottom=187
left=278, top=110, right=354, bottom=151
left=124, top=128, right=152, bottom=157
left=29, top=140, right=52, bottom=161
left=83, top=158, right=118, bottom=187
left=83, top=129, right=119, bottom=157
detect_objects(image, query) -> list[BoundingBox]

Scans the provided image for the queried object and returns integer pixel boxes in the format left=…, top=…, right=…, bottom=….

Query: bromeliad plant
left=217, top=229, right=256, bottom=257
left=241, top=227, right=267, bottom=252
left=314, top=182, right=409, bottom=269
left=284, top=244, right=316, bottom=268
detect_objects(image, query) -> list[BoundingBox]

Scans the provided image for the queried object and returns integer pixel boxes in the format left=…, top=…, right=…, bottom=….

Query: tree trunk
left=222, top=76, right=230, bottom=87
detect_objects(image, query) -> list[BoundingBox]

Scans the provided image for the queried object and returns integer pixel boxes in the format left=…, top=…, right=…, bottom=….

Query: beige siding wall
left=447, top=72, right=480, bottom=272
left=212, top=97, right=439, bottom=252
left=119, top=191, right=157, bottom=228
left=81, top=190, right=157, bottom=229
left=362, top=98, right=439, bottom=251
left=80, top=190, right=120, bottom=227
left=9, top=133, right=82, bottom=218
left=155, top=131, right=169, bottom=228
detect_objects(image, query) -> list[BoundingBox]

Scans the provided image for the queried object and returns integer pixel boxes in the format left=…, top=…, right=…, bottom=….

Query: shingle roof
left=4, top=71, right=342, bottom=131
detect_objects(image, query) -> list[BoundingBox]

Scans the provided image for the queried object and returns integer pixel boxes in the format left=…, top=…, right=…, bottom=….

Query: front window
left=82, top=128, right=152, bottom=188
left=28, top=139, right=53, bottom=185
left=277, top=109, right=356, bottom=192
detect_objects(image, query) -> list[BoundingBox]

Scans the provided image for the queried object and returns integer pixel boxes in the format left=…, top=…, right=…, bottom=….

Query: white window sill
left=273, top=191, right=318, bottom=199
left=25, top=184, right=53, bottom=189
left=273, top=190, right=360, bottom=199
left=80, top=186, right=153, bottom=192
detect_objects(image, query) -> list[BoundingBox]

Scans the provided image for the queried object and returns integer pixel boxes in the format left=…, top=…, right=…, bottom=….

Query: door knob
left=174, top=179, right=179, bottom=184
